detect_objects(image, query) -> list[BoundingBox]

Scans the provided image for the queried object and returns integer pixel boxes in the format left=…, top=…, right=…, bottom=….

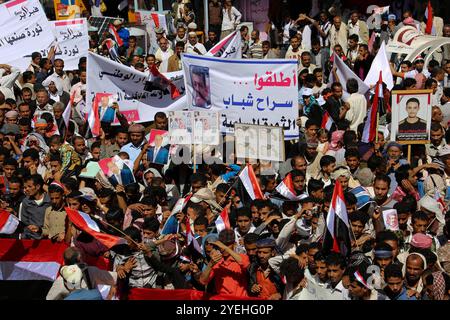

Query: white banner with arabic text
left=87, top=52, right=186, bottom=125
left=181, top=54, right=299, bottom=139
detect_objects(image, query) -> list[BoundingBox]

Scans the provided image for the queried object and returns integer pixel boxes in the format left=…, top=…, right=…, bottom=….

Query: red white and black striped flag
left=362, top=71, right=383, bottom=143
left=323, top=180, right=352, bottom=257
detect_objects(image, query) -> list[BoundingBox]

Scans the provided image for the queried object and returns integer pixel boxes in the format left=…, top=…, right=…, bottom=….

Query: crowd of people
left=0, top=0, right=450, bottom=301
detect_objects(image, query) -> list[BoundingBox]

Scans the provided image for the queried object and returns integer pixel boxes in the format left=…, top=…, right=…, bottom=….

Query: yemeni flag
left=108, top=24, right=124, bottom=47
left=215, top=207, right=231, bottom=233
left=147, top=64, right=181, bottom=100
left=184, top=216, right=203, bottom=255
left=0, top=210, right=19, bottom=235
left=239, top=164, right=264, bottom=200
left=275, top=173, right=307, bottom=201
left=323, top=180, right=351, bottom=257
left=161, top=196, right=192, bottom=235
left=321, top=111, right=334, bottom=131
left=104, top=38, right=121, bottom=63
left=65, top=208, right=127, bottom=249
left=0, top=239, right=67, bottom=282
left=361, top=71, right=383, bottom=143
left=62, top=91, right=75, bottom=138
left=424, top=0, right=436, bottom=35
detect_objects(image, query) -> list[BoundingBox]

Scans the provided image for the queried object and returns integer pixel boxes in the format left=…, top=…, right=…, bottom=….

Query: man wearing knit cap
left=5, top=110, right=18, bottom=124
left=248, top=238, right=283, bottom=300
left=120, top=123, right=146, bottom=164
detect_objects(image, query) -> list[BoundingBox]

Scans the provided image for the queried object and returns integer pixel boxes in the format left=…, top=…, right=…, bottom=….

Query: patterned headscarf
left=431, top=271, right=446, bottom=300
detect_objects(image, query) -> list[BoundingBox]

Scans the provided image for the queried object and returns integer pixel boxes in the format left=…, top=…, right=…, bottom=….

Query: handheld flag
left=323, top=180, right=351, bottom=257
left=362, top=71, right=383, bottom=143
left=215, top=207, right=231, bottom=233
left=321, top=111, right=334, bottom=131
left=62, top=91, right=75, bottom=131
left=239, top=164, right=264, bottom=200
left=65, top=207, right=127, bottom=249
left=108, top=24, right=124, bottom=47
left=161, top=196, right=192, bottom=235
left=424, top=0, right=435, bottom=35
left=185, top=216, right=203, bottom=254
left=275, top=173, right=307, bottom=201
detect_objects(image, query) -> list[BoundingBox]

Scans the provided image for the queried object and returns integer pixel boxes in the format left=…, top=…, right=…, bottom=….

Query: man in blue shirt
left=120, top=124, right=147, bottom=164
left=383, top=263, right=418, bottom=300
left=113, top=19, right=130, bottom=48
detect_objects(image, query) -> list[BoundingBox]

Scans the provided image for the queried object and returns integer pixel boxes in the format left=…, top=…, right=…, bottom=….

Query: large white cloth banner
left=0, top=0, right=55, bottom=70
left=181, top=54, right=299, bottom=139
left=87, top=52, right=186, bottom=124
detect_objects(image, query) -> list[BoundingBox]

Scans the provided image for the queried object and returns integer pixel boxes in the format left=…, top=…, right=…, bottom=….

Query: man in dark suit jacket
left=147, top=134, right=169, bottom=164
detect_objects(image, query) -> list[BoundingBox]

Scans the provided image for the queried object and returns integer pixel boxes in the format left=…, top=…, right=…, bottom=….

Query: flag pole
left=375, top=113, right=379, bottom=144
left=92, top=215, right=141, bottom=247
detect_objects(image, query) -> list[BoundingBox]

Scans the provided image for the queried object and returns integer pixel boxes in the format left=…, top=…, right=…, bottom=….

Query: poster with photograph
left=382, top=209, right=399, bottom=231
left=168, top=111, right=193, bottom=145
left=96, top=93, right=118, bottom=124
left=147, top=129, right=170, bottom=165
left=98, top=155, right=135, bottom=187
left=234, top=124, right=284, bottom=162
left=189, top=65, right=211, bottom=109
left=193, top=111, right=220, bottom=145
left=390, top=90, right=432, bottom=143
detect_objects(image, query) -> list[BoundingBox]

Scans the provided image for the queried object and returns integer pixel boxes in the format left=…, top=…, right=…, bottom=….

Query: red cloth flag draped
left=0, top=210, right=19, bottom=235
left=0, top=239, right=67, bottom=281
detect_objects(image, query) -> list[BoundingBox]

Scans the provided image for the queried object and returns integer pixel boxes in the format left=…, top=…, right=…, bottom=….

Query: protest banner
left=13, top=18, right=88, bottom=72
left=181, top=54, right=299, bottom=139
left=234, top=123, right=284, bottom=162
left=0, top=0, right=56, bottom=70
left=50, top=18, right=88, bottom=70
left=87, top=52, right=186, bottom=125
left=205, top=30, right=242, bottom=59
